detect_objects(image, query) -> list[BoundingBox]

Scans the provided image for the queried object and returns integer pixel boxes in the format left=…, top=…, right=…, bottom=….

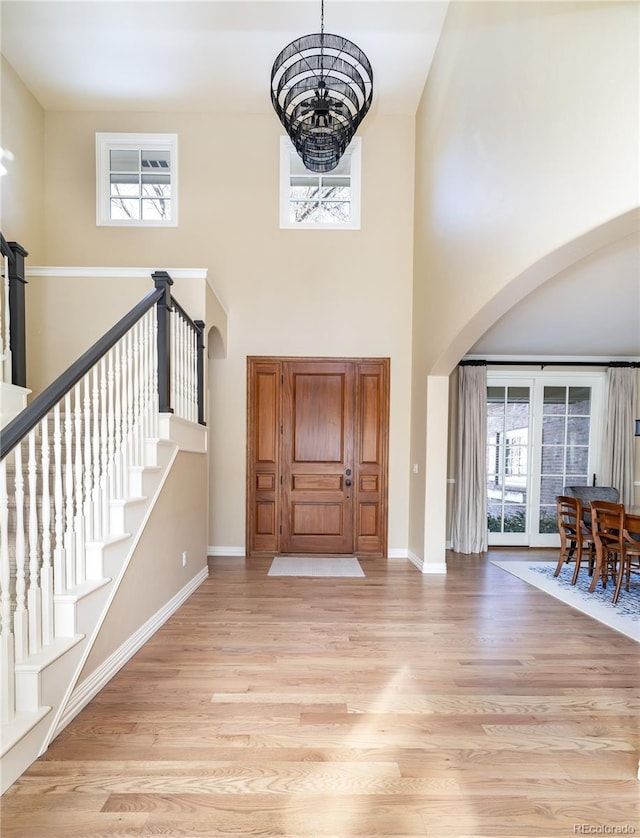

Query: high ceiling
left=0, top=1, right=449, bottom=115
left=2, top=0, right=638, bottom=360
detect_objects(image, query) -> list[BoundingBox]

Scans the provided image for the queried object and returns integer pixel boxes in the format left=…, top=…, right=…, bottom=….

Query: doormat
left=491, top=560, right=639, bottom=642
left=268, top=557, right=365, bottom=577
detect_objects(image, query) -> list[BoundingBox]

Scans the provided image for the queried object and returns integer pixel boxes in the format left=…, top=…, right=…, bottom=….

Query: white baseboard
left=55, top=567, right=209, bottom=736
left=208, top=546, right=245, bottom=557
left=407, top=551, right=447, bottom=574
left=387, top=548, right=409, bottom=559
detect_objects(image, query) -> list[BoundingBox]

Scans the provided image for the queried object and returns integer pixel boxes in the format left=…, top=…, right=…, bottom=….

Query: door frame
left=486, top=370, right=605, bottom=547
left=246, top=355, right=390, bottom=558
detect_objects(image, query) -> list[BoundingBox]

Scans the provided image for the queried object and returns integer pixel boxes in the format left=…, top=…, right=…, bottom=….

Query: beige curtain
left=600, top=366, right=637, bottom=508
left=451, top=364, right=488, bottom=554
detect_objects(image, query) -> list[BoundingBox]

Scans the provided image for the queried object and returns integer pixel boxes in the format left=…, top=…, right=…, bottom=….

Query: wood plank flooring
left=2, top=551, right=639, bottom=837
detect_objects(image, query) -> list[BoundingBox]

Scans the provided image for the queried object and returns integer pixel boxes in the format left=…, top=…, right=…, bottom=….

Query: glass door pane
left=537, top=385, right=591, bottom=536
left=486, top=385, right=530, bottom=544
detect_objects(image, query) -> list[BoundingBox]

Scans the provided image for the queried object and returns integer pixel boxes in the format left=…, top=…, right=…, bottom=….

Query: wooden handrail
left=0, top=286, right=163, bottom=459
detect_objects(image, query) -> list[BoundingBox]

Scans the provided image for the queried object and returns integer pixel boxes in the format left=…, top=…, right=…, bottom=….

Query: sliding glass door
left=486, top=372, right=604, bottom=546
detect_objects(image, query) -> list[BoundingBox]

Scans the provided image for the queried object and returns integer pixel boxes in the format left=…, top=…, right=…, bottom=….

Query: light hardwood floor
left=2, top=551, right=639, bottom=837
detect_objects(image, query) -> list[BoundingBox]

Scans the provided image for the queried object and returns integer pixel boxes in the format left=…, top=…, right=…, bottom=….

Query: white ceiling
left=0, top=1, right=449, bottom=115
left=2, top=0, right=638, bottom=361
left=470, top=232, right=640, bottom=360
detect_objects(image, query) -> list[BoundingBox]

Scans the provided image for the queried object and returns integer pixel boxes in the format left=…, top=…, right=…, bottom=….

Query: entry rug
left=268, top=557, right=365, bottom=578
left=491, top=560, right=639, bottom=642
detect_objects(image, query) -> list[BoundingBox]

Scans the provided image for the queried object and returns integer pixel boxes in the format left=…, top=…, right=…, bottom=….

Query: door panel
left=247, top=361, right=280, bottom=553
left=354, top=363, right=388, bottom=554
left=281, top=361, right=355, bottom=554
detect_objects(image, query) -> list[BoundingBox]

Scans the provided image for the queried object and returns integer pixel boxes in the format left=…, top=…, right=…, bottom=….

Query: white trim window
left=279, top=136, right=361, bottom=230
left=96, top=133, right=178, bottom=226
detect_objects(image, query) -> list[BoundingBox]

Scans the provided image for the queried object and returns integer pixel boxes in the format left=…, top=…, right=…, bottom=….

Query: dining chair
left=563, top=485, right=620, bottom=540
left=613, top=512, right=640, bottom=605
left=588, top=500, right=624, bottom=593
left=554, top=495, right=594, bottom=584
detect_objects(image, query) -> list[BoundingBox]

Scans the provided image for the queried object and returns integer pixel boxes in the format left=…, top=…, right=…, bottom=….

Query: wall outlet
left=182, top=551, right=188, bottom=567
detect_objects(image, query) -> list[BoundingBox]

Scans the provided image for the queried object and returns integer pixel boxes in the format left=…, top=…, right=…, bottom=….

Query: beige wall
left=27, top=110, right=415, bottom=555
left=409, top=0, right=639, bottom=561
left=79, top=449, right=208, bottom=681
left=1, top=57, right=45, bottom=262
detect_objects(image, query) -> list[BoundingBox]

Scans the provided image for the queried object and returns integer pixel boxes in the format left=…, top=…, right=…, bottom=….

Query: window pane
left=565, top=473, right=589, bottom=486
left=141, top=150, right=170, bottom=170
left=540, top=475, right=563, bottom=505
left=504, top=445, right=527, bottom=477
left=543, top=387, right=566, bottom=414
left=541, top=445, right=564, bottom=473
left=542, top=415, right=565, bottom=444
left=142, top=174, right=171, bottom=196
left=320, top=185, right=350, bottom=200
left=110, top=197, right=140, bottom=220
left=487, top=502, right=502, bottom=533
left=539, top=506, right=558, bottom=533
left=290, top=202, right=321, bottom=223
left=503, top=503, right=526, bottom=532
left=110, top=149, right=139, bottom=172
left=567, top=417, right=590, bottom=445
left=110, top=177, right=139, bottom=197
left=319, top=202, right=350, bottom=223
left=568, top=387, right=591, bottom=415
left=142, top=198, right=171, bottom=220
left=291, top=176, right=320, bottom=189
left=566, top=446, right=588, bottom=472
left=291, top=185, right=321, bottom=200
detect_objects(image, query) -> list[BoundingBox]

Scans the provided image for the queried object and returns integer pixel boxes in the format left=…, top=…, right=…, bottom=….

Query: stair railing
left=0, top=271, right=205, bottom=726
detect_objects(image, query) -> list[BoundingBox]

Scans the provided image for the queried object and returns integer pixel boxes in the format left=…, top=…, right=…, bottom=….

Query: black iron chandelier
left=270, top=0, right=373, bottom=173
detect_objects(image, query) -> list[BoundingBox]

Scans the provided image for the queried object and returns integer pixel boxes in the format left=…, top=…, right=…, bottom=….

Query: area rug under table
left=268, top=557, right=365, bottom=577
left=491, top=560, right=640, bottom=642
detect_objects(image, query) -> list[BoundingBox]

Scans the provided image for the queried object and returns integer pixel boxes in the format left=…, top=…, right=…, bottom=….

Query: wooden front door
left=247, top=356, right=389, bottom=557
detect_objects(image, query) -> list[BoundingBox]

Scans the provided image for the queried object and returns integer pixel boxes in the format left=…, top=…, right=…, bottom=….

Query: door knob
left=345, top=479, right=352, bottom=487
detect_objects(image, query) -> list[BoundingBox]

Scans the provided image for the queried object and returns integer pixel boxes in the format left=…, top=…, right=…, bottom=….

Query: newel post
left=8, top=242, right=28, bottom=388
left=152, top=271, right=174, bottom=414
left=194, top=320, right=206, bottom=426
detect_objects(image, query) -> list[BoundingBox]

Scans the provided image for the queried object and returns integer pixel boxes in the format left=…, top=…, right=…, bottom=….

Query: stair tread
left=14, top=634, right=84, bottom=672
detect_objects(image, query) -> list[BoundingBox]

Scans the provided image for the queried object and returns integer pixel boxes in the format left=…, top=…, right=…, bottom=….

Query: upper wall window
left=279, top=137, right=361, bottom=230
left=96, top=133, right=178, bottom=226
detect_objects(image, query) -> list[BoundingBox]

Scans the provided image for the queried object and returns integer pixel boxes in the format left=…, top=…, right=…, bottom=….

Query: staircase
left=0, top=267, right=208, bottom=793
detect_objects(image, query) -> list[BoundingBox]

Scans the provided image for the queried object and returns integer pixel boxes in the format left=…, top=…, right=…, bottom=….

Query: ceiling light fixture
left=270, top=0, right=373, bottom=173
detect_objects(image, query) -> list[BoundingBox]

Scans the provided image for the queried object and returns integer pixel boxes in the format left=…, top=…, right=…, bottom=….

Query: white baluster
left=151, top=314, right=159, bottom=438
left=27, top=432, right=41, bottom=655
left=74, top=384, right=85, bottom=585
left=176, top=314, right=183, bottom=419
left=190, top=326, right=197, bottom=421
left=132, top=323, right=142, bottom=467
left=99, top=357, right=110, bottom=536
left=119, top=334, right=130, bottom=497
left=53, top=405, right=65, bottom=595
left=63, top=393, right=75, bottom=590
left=107, top=349, right=116, bottom=530
left=83, top=374, right=93, bottom=543
left=126, top=330, right=134, bottom=478
left=13, top=444, right=28, bottom=663
left=0, top=458, right=14, bottom=722
left=113, top=342, right=122, bottom=499
left=40, top=416, right=54, bottom=645
left=91, top=366, right=102, bottom=539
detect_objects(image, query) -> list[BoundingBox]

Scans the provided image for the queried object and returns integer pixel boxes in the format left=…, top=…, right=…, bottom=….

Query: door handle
left=345, top=479, right=352, bottom=487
